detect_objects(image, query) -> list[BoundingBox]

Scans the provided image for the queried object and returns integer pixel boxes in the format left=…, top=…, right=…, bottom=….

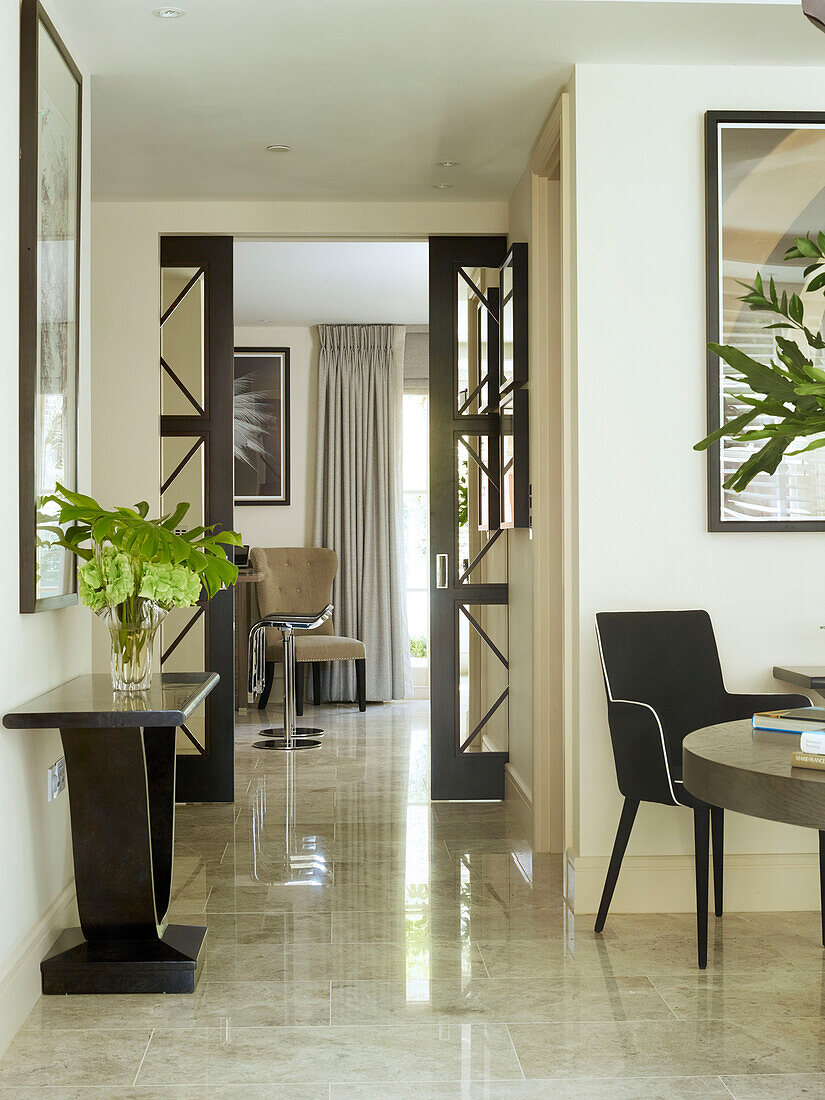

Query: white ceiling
left=233, top=240, right=429, bottom=326
left=57, top=0, right=825, bottom=203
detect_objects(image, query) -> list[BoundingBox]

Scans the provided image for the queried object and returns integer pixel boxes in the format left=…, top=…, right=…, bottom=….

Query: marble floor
left=3, top=701, right=825, bottom=1096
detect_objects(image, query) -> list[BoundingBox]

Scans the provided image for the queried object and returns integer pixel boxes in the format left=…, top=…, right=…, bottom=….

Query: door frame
left=527, top=91, right=575, bottom=855
left=160, top=235, right=235, bottom=803
left=429, top=234, right=511, bottom=801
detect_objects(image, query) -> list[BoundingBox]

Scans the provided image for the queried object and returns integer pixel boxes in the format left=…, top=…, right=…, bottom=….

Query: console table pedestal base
left=41, top=924, right=207, bottom=995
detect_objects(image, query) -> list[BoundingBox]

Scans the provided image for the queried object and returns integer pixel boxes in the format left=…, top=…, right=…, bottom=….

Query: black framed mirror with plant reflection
left=705, top=111, right=825, bottom=531
left=19, top=0, right=82, bottom=613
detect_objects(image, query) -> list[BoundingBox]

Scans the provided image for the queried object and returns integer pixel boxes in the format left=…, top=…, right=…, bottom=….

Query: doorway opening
left=230, top=238, right=431, bottom=714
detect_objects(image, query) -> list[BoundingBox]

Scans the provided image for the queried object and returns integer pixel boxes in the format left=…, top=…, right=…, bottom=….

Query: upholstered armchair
left=250, top=547, right=366, bottom=713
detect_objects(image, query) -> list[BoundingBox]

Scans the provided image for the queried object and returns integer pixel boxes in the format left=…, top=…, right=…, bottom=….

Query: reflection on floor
left=2, top=701, right=825, bottom=1096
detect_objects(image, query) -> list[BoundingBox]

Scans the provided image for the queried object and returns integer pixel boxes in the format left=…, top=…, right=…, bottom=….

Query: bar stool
left=248, top=605, right=333, bottom=751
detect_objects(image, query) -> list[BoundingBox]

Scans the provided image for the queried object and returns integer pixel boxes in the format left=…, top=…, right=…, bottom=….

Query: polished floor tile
left=136, top=1023, right=522, bottom=1086
left=722, top=1073, right=825, bottom=1098
left=508, top=1017, right=825, bottom=1079
left=4, top=698, right=825, bottom=1097
left=0, top=1029, right=151, bottom=1088
left=328, top=1078, right=731, bottom=1099
left=330, top=974, right=675, bottom=1024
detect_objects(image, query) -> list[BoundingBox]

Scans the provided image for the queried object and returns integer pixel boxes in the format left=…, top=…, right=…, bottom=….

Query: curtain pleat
left=313, top=324, right=413, bottom=702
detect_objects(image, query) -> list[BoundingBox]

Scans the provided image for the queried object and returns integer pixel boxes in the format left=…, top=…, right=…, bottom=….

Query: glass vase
left=99, top=599, right=167, bottom=692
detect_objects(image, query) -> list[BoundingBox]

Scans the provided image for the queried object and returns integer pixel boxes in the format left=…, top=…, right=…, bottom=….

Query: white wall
left=0, top=0, right=91, bottom=1053
left=571, top=63, right=825, bottom=911
left=233, top=325, right=317, bottom=550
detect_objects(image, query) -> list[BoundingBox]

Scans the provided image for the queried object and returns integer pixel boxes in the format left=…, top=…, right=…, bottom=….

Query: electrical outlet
left=47, top=757, right=66, bottom=802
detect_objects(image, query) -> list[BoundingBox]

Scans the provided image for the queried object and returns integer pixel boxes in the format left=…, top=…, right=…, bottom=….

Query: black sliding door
left=160, top=236, right=235, bottom=802
left=429, top=236, right=510, bottom=801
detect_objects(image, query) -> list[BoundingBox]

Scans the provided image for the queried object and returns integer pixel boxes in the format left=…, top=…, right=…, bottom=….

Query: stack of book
left=752, top=708, right=825, bottom=770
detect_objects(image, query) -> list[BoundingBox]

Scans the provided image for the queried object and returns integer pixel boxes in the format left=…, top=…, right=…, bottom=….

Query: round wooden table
left=684, top=720, right=825, bottom=953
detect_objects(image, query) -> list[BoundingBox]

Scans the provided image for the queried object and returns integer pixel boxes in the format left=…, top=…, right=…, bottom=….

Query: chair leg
left=819, top=831, right=825, bottom=948
left=694, top=804, right=710, bottom=970
left=295, top=663, right=304, bottom=718
left=258, top=661, right=275, bottom=710
left=711, top=807, right=724, bottom=918
left=312, top=662, right=322, bottom=706
left=355, top=658, right=366, bottom=712
left=594, top=798, right=639, bottom=934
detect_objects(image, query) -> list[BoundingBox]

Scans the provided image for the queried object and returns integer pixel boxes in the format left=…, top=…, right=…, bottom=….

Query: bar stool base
left=253, top=737, right=322, bottom=751
left=258, top=726, right=324, bottom=738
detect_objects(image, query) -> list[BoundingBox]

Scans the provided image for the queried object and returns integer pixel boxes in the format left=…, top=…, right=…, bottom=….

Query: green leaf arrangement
left=40, top=483, right=242, bottom=602
left=695, top=232, right=825, bottom=492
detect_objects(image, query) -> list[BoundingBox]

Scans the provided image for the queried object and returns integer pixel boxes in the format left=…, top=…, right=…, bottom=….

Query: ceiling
left=57, top=0, right=824, bottom=203
left=233, top=240, right=429, bottom=326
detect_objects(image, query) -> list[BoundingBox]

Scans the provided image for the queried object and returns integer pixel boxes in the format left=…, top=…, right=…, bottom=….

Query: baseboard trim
left=505, top=764, right=533, bottom=841
left=0, top=881, right=77, bottom=1057
left=568, top=850, right=821, bottom=914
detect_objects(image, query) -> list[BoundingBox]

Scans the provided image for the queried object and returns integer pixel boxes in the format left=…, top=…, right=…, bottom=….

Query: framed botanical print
left=233, top=347, right=290, bottom=506
left=19, top=0, right=82, bottom=611
left=706, top=111, right=825, bottom=531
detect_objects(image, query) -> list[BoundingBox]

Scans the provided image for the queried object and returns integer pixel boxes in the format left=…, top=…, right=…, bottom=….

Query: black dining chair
left=594, top=609, right=810, bottom=968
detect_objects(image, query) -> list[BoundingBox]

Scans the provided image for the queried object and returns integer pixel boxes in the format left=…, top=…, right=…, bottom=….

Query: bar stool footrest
left=253, top=737, right=322, bottom=751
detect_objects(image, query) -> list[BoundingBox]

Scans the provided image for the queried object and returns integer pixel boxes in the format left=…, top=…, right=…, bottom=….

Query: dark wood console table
left=3, top=672, right=219, bottom=995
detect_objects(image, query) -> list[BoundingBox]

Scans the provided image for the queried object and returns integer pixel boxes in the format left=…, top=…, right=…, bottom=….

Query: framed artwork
left=234, top=347, right=290, bottom=506
left=19, top=0, right=82, bottom=611
left=706, top=111, right=825, bottom=531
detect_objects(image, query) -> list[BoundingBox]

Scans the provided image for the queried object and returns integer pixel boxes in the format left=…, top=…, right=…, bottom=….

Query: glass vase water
left=99, top=599, right=167, bottom=692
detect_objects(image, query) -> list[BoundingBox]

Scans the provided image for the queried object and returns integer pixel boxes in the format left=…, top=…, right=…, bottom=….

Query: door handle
left=436, top=554, right=448, bottom=589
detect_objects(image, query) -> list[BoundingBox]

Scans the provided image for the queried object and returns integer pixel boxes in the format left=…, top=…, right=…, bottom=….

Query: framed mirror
left=19, top=0, right=82, bottom=612
left=706, top=112, right=825, bottom=530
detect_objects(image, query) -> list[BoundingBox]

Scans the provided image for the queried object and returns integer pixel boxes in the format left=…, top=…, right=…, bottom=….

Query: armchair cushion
left=295, top=635, right=366, bottom=662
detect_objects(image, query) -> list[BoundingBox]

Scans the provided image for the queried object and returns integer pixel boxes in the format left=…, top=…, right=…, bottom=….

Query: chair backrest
left=250, top=547, right=336, bottom=637
left=595, top=610, right=728, bottom=799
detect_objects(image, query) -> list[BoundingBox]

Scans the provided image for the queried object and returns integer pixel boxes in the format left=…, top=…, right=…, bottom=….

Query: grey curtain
left=313, top=324, right=412, bottom=702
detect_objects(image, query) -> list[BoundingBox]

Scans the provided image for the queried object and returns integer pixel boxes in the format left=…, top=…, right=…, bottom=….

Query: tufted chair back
left=250, top=547, right=337, bottom=652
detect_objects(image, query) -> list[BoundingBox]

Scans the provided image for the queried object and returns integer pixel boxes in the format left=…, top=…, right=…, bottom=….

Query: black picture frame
left=19, top=0, right=83, bottom=612
left=233, top=347, right=291, bottom=506
left=705, top=110, right=825, bottom=532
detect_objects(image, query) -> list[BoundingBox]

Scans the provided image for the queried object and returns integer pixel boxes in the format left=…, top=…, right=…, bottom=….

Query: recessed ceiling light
left=432, top=183, right=453, bottom=190
left=152, top=6, right=186, bottom=17
left=266, top=145, right=292, bottom=153
left=437, top=161, right=460, bottom=168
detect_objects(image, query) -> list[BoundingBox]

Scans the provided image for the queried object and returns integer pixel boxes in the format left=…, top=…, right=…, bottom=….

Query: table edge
left=1, top=672, right=220, bottom=730
left=773, top=666, right=825, bottom=689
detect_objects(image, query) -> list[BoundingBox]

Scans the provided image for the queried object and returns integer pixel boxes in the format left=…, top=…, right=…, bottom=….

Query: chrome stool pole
left=249, top=605, right=333, bottom=751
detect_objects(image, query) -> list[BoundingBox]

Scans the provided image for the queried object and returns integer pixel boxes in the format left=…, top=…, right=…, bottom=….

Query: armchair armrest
left=605, top=699, right=678, bottom=806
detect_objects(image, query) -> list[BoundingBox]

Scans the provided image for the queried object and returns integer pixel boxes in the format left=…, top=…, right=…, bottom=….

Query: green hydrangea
left=78, top=547, right=136, bottom=612
left=77, top=559, right=106, bottom=612
left=139, top=561, right=202, bottom=609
